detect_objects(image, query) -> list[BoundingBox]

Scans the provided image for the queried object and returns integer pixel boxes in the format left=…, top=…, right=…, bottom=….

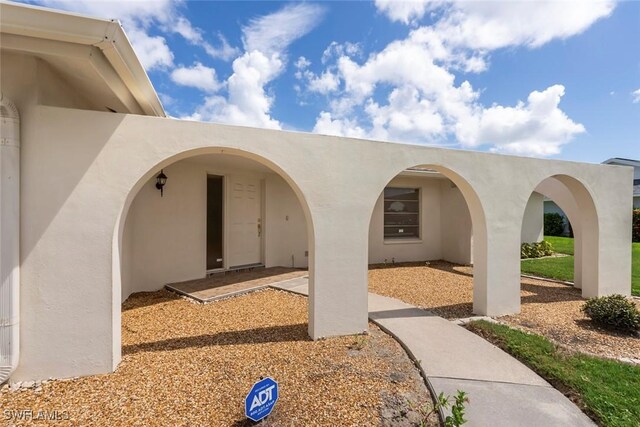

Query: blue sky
left=26, top=1, right=640, bottom=162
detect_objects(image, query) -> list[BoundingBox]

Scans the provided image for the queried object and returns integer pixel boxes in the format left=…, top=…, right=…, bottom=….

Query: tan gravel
left=368, top=261, right=640, bottom=360
left=1, top=289, right=433, bottom=426
left=369, top=261, right=474, bottom=319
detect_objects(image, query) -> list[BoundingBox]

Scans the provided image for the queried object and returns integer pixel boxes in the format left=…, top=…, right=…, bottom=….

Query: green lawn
left=544, top=235, right=574, bottom=255
left=468, top=320, right=640, bottom=427
left=521, top=237, right=640, bottom=296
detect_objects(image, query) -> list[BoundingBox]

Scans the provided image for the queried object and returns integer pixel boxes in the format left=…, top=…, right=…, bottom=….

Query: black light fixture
left=155, top=169, right=167, bottom=197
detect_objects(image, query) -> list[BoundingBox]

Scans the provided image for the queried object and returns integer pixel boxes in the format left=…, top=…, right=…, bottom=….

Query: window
left=384, top=187, right=419, bottom=239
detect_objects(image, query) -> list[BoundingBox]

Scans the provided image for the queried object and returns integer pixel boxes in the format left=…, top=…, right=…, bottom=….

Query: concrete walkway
left=272, top=278, right=594, bottom=427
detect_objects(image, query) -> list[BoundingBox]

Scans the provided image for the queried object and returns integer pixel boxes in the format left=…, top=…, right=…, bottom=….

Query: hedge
left=544, top=213, right=565, bottom=236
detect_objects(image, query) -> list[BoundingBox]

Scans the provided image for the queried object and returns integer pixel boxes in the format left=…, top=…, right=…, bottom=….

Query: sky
left=23, top=0, right=640, bottom=163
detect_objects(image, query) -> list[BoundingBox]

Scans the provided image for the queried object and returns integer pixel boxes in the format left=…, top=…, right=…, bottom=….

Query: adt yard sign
left=245, top=377, right=279, bottom=422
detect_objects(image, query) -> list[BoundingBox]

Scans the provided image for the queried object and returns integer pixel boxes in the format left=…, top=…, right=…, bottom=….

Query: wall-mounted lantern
left=155, top=169, right=167, bottom=197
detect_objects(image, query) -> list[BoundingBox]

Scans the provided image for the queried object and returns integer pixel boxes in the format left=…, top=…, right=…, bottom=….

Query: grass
left=544, top=235, right=574, bottom=255
left=521, top=236, right=640, bottom=296
left=468, top=320, right=640, bottom=427
left=521, top=255, right=574, bottom=281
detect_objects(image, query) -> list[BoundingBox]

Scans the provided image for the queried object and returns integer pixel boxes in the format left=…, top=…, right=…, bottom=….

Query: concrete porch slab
left=166, top=267, right=307, bottom=302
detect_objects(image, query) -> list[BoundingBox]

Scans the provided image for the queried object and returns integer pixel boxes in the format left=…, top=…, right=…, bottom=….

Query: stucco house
left=0, top=2, right=633, bottom=384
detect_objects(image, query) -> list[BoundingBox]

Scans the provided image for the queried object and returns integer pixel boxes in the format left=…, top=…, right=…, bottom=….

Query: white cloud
left=313, top=111, right=366, bottom=138
left=121, top=27, right=172, bottom=70
left=242, top=3, right=325, bottom=54
left=632, top=89, right=640, bottom=104
left=295, top=56, right=311, bottom=70
left=465, top=85, right=586, bottom=156
left=186, top=4, right=326, bottom=129
left=365, top=86, right=445, bottom=142
left=158, top=92, right=175, bottom=107
left=308, top=72, right=340, bottom=94
left=428, top=1, right=615, bottom=51
left=184, top=52, right=282, bottom=129
left=203, top=34, right=241, bottom=62
left=307, top=1, right=610, bottom=156
left=169, top=17, right=240, bottom=61
left=321, top=41, right=362, bottom=64
left=374, top=0, right=436, bottom=25
left=170, top=63, right=222, bottom=93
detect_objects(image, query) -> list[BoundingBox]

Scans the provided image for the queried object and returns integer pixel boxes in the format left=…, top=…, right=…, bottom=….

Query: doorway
left=227, top=175, right=263, bottom=268
left=207, top=175, right=224, bottom=270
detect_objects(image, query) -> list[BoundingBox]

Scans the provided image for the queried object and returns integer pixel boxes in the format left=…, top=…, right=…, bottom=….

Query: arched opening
left=518, top=175, right=600, bottom=316
left=366, top=164, right=488, bottom=318
left=519, top=174, right=599, bottom=295
left=112, top=148, right=315, bottom=362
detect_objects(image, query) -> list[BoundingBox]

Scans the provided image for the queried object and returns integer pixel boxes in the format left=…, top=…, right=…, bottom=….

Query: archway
left=365, top=164, right=489, bottom=317
left=112, top=147, right=315, bottom=363
left=519, top=174, right=599, bottom=297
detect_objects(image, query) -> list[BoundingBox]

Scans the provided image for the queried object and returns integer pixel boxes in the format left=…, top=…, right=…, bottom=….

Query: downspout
left=0, top=93, right=20, bottom=384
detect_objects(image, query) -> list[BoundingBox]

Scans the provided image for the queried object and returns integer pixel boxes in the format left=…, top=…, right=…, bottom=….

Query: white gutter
left=0, top=1, right=165, bottom=117
left=0, top=93, right=20, bottom=384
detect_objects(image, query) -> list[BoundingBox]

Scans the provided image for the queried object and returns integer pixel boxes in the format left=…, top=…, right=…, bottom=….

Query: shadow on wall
left=21, top=109, right=125, bottom=261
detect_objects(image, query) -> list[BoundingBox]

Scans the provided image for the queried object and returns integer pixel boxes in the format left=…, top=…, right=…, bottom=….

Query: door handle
left=257, top=219, right=262, bottom=237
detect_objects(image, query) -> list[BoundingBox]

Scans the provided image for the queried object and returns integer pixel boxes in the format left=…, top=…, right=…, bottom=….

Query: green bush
left=633, top=209, right=640, bottom=243
left=520, top=241, right=554, bottom=259
left=544, top=212, right=565, bottom=236
left=582, top=295, right=640, bottom=333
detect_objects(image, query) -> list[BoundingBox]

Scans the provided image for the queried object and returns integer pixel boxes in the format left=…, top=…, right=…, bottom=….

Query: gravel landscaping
left=369, top=261, right=640, bottom=360
left=1, top=289, right=433, bottom=426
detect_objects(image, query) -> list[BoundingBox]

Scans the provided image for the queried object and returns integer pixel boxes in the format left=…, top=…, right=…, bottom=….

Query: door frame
left=206, top=174, right=225, bottom=274
left=205, top=171, right=266, bottom=273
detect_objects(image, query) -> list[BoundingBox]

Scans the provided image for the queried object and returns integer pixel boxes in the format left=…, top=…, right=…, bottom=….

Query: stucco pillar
left=307, top=210, right=369, bottom=339
left=573, top=230, right=582, bottom=289
left=586, top=197, right=632, bottom=297
left=474, top=214, right=521, bottom=316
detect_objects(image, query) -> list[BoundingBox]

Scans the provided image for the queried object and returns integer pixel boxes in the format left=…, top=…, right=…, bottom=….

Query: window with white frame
left=383, top=187, right=420, bottom=239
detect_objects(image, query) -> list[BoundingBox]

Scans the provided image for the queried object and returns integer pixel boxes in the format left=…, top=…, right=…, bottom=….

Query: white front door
left=227, top=175, right=262, bottom=268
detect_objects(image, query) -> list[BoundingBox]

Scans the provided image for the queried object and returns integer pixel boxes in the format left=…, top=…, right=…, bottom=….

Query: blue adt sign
left=245, top=377, right=278, bottom=422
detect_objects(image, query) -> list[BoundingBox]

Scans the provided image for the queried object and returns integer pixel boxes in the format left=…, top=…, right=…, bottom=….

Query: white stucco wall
left=264, top=174, right=309, bottom=270
left=521, top=192, right=544, bottom=243
left=121, top=156, right=309, bottom=301
left=440, top=181, right=473, bottom=265
left=12, top=104, right=633, bottom=383
left=121, top=160, right=208, bottom=299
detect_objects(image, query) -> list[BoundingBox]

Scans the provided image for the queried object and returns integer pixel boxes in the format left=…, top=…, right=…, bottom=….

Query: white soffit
left=0, top=1, right=165, bottom=117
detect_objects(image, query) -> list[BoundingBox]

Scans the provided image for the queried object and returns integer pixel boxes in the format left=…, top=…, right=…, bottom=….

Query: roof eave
left=0, top=1, right=165, bottom=117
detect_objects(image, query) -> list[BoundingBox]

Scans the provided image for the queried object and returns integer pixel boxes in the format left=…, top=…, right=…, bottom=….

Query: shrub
left=520, top=241, right=554, bottom=259
left=633, top=209, right=640, bottom=243
left=582, top=295, right=640, bottom=333
left=544, top=212, right=565, bottom=236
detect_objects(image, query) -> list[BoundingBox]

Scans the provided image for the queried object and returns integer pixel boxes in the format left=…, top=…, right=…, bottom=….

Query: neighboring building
left=0, top=2, right=633, bottom=384
left=544, top=157, right=640, bottom=234
left=603, top=158, right=640, bottom=209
